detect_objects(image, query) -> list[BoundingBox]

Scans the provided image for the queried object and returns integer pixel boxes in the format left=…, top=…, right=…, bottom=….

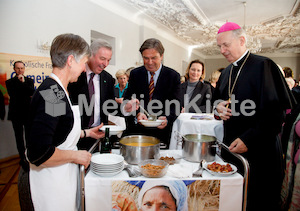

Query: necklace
left=227, top=51, right=250, bottom=103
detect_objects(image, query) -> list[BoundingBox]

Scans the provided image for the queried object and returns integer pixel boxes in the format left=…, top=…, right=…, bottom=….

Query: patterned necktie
left=149, top=72, right=155, bottom=101
left=88, top=73, right=95, bottom=127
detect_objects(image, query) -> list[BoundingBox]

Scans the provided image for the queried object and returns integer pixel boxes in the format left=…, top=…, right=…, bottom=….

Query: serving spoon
left=131, top=96, right=157, bottom=121
left=139, top=105, right=157, bottom=121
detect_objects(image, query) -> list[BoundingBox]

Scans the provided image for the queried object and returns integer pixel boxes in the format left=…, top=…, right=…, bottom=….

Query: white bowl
left=99, top=125, right=125, bottom=136
left=91, top=153, right=124, bottom=165
left=139, top=119, right=164, bottom=127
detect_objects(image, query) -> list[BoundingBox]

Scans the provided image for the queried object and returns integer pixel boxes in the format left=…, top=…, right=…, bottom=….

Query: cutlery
left=192, top=160, right=205, bottom=177
left=131, top=96, right=157, bottom=121
left=124, top=161, right=141, bottom=177
left=139, top=105, right=157, bottom=121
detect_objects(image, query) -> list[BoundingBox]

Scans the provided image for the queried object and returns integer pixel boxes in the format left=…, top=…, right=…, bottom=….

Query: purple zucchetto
left=217, top=22, right=241, bottom=34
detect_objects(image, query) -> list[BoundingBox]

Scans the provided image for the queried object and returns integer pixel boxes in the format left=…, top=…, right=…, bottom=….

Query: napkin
left=108, top=115, right=126, bottom=138
left=167, top=163, right=193, bottom=178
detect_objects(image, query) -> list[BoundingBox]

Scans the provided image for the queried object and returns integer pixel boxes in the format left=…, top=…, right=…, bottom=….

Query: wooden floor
left=0, top=155, right=21, bottom=211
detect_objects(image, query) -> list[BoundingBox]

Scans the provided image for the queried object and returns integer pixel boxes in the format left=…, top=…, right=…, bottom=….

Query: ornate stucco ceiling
left=122, top=0, right=300, bottom=56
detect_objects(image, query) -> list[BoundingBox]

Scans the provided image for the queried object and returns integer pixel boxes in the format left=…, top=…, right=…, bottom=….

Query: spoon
left=124, top=161, right=141, bottom=177
left=131, top=96, right=157, bottom=121
left=139, top=105, right=157, bottom=121
left=192, top=160, right=205, bottom=177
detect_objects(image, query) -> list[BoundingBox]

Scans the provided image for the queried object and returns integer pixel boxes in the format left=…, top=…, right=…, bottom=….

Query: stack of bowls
left=91, top=153, right=124, bottom=177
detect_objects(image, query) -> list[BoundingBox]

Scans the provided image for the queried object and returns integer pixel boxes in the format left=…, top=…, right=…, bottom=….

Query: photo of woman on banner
left=138, top=180, right=188, bottom=211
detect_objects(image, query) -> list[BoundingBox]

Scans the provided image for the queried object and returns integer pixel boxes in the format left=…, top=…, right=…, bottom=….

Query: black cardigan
left=27, top=78, right=73, bottom=166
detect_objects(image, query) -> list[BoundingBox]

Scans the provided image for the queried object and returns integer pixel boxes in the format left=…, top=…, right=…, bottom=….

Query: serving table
left=170, top=113, right=223, bottom=150
left=80, top=143, right=248, bottom=211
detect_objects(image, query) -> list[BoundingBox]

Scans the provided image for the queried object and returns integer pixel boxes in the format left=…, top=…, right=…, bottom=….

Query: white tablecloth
left=170, top=113, right=224, bottom=149
left=85, top=150, right=243, bottom=211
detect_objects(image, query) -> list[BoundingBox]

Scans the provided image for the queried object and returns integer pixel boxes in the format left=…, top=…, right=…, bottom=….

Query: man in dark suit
left=6, top=61, right=34, bottom=170
left=123, top=38, right=181, bottom=148
left=68, top=39, right=115, bottom=150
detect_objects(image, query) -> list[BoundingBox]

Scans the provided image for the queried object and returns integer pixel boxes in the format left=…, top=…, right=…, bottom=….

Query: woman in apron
left=26, top=34, right=105, bottom=211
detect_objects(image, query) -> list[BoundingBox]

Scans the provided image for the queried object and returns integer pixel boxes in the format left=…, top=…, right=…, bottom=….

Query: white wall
left=0, top=0, right=200, bottom=77
left=0, top=0, right=198, bottom=159
left=0, top=0, right=298, bottom=159
left=203, top=53, right=300, bottom=82
left=261, top=53, right=300, bottom=80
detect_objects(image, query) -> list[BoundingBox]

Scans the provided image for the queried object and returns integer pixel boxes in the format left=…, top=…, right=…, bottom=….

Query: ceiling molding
left=91, top=0, right=300, bottom=58
left=122, top=0, right=300, bottom=57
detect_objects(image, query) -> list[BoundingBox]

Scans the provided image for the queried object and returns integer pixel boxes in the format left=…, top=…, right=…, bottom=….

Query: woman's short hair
left=209, top=70, right=222, bottom=83
left=125, top=67, right=135, bottom=77
left=283, top=67, right=294, bottom=78
left=184, top=59, right=205, bottom=81
left=180, top=76, right=186, bottom=83
left=115, top=69, right=128, bottom=79
left=50, top=33, right=90, bottom=68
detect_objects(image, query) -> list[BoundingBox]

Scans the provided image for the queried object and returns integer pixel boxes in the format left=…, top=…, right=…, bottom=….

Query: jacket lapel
left=153, top=65, right=165, bottom=99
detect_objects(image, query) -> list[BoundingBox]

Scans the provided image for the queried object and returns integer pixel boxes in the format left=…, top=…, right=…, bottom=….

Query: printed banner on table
left=111, top=180, right=220, bottom=211
left=0, top=52, right=52, bottom=104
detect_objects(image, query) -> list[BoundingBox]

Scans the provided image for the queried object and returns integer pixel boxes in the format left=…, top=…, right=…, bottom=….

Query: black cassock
left=214, top=52, right=295, bottom=211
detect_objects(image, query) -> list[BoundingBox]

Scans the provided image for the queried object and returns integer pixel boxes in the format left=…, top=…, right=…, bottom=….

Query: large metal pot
left=182, top=134, right=216, bottom=162
left=120, top=135, right=160, bottom=164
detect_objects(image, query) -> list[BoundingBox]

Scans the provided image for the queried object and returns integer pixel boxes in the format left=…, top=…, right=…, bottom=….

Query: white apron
left=29, top=74, right=81, bottom=211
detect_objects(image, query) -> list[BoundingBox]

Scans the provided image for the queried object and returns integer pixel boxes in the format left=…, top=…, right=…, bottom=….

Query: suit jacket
left=68, top=70, right=115, bottom=128
left=180, top=80, right=212, bottom=113
left=0, top=91, right=5, bottom=120
left=114, top=85, right=128, bottom=116
left=5, top=76, right=34, bottom=121
left=124, top=65, right=181, bottom=123
left=123, top=65, right=181, bottom=146
left=114, top=85, right=128, bottom=99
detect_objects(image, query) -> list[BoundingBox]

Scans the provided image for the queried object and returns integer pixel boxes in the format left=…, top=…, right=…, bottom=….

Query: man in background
left=6, top=61, right=34, bottom=170
left=0, top=91, right=5, bottom=120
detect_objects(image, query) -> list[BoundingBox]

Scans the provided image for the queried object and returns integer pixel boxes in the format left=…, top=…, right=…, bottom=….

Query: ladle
left=131, top=96, right=157, bottom=121
left=139, top=105, right=157, bottom=121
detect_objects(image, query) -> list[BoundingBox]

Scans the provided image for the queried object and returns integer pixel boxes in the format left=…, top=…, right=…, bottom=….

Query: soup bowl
left=119, top=135, right=160, bottom=164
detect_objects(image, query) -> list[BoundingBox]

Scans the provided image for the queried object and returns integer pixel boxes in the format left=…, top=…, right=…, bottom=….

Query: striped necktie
left=149, top=72, right=155, bottom=101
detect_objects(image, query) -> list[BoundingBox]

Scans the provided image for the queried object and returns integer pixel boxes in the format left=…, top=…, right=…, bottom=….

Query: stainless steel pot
left=120, top=135, right=160, bottom=164
left=182, top=134, right=216, bottom=162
